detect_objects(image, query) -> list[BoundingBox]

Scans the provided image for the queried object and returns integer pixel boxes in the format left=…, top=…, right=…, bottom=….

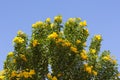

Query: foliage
left=0, top=16, right=120, bottom=80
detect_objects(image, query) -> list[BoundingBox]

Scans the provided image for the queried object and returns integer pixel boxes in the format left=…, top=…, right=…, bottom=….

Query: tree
left=0, top=16, right=120, bottom=80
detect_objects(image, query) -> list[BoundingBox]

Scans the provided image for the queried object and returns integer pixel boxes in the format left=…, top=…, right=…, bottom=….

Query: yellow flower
left=92, top=70, right=97, bottom=76
left=0, top=76, right=4, bottom=80
left=76, top=40, right=81, bottom=44
left=46, top=18, right=51, bottom=23
left=70, top=46, right=78, bottom=53
left=85, top=66, right=92, bottom=74
left=82, top=49, right=87, bottom=54
left=85, top=28, right=89, bottom=34
left=29, top=70, right=35, bottom=75
left=102, top=55, right=110, bottom=61
left=23, top=71, right=29, bottom=78
left=54, top=16, right=62, bottom=23
left=47, top=73, right=52, bottom=79
left=36, top=21, right=44, bottom=27
left=32, top=40, right=39, bottom=47
left=13, top=37, right=24, bottom=44
left=17, top=73, right=22, bottom=77
left=17, top=30, right=24, bottom=35
left=8, top=52, right=14, bottom=57
left=80, top=52, right=88, bottom=60
left=52, top=76, right=58, bottom=80
left=56, top=38, right=64, bottom=43
left=84, top=63, right=88, bottom=67
left=90, top=49, right=96, bottom=54
left=68, top=18, right=75, bottom=24
left=94, top=35, right=101, bottom=40
left=62, top=41, right=71, bottom=47
left=79, top=20, right=87, bottom=27
left=32, top=24, right=37, bottom=28
left=48, top=32, right=58, bottom=39
left=20, top=54, right=27, bottom=62
left=11, top=71, right=17, bottom=77
left=50, top=23, right=55, bottom=28
left=112, top=60, right=117, bottom=64
left=83, top=20, right=87, bottom=26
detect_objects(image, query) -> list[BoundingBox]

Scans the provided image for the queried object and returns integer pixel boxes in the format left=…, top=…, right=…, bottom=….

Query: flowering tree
left=0, top=16, right=120, bottom=80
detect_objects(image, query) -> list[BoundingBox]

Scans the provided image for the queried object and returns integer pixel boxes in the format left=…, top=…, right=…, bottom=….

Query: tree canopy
left=0, top=16, right=120, bottom=80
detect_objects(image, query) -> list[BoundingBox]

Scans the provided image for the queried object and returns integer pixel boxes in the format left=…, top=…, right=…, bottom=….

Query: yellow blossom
left=13, top=37, right=24, bottom=44
left=0, top=76, right=4, bottom=80
left=47, top=73, right=52, bottom=79
left=76, top=40, right=81, bottom=44
left=32, top=40, right=39, bottom=47
left=36, top=21, right=43, bottom=27
left=56, top=38, right=64, bottom=43
left=23, top=71, right=29, bottom=78
left=92, top=70, right=97, bottom=76
left=48, top=32, right=58, bottom=39
left=70, top=46, right=78, bottom=53
left=17, top=73, right=22, bottom=77
left=62, top=41, right=71, bottom=47
left=80, top=52, right=88, bottom=60
left=103, top=55, right=110, bottom=61
left=20, top=54, right=27, bottom=62
left=85, top=66, right=92, bottom=74
left=50, top=23, right=55, bottom=28
left=68, top=18, right=75, bottom=24
left=82, top=49, right=87, bottom=54
left=29, top=70, right=35, bottom=75
left=94, top=35, right=101, bottom=40
left=83, top=20, right=87, bottom=26
left=11, top=71, right=17, bottom=77
left=79, top=20, right=87, bottom=27
left=32, top=24, right=37, bottom=28
left=17, top=30, right=24, bottom=35
left=52, top=76, right=58, bottom=80
left=54, top=16, right=62, bottom=23
left=46, top=18, right=51, bottom=23
left=112, top=60, right=117, bottom=64
left=8, top=52, right=14, bottom=57
left=90, top=49, right=96, bottom=54
left=84, top=63, right=88, bottom=67
left=85, top=29, right=89, bottom=34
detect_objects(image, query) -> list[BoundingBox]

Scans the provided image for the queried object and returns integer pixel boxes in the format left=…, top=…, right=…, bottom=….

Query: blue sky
left=0, top=0, right=120, bottom=70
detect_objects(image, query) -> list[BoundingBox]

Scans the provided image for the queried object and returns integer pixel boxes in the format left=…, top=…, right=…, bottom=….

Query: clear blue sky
left=0, top=0, right=120, bottom=70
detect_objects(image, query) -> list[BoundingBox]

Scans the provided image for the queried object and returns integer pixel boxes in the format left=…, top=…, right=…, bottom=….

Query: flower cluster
left=0, top=70, right=5, bottom=80
left=84, top=64, right=97, bottom=76
left=80, top=50, right=88, bottom=60
left=47, top=73, right=58, bottom=80
left=13, top=37, right=24, bottom=44
left=54, top=15, right=62, bottom=24
left=32, top=21, right=44, bottom=28
left=79, top=20, right=87, bottom=27
left=94, top=35, right=102, bottom=41
left=48, top=32, right=58, bottom=39
left=32, top=39, right=39, bottom=47
left=70, top=46, right=78, bottom=53
left=10, top=69, right=35, bottom=79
